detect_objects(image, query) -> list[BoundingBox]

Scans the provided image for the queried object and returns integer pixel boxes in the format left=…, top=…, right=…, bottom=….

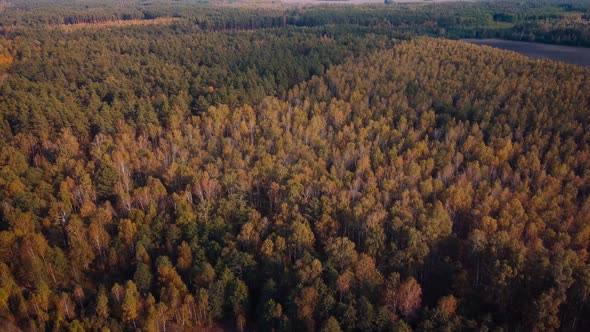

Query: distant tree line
left=2, top=0, right=590, bottom=46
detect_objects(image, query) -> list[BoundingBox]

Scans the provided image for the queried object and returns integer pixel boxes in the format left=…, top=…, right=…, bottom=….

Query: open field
left=279, top=0, right=464, bottom=4
left=462, top=38, right=590, bottom=67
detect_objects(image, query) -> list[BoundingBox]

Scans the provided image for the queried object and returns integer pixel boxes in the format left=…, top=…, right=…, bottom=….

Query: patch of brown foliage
left=55, top=17, right=181, bottom=32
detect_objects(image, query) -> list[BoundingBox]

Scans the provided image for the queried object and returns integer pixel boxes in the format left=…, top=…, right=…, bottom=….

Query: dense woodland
left=1, top=0, right=590, bottom=331
left=1, top=0, right=590, bottom=45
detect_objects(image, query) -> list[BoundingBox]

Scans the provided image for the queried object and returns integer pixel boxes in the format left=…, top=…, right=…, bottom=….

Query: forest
left=1, top=0, right=590, bottom=331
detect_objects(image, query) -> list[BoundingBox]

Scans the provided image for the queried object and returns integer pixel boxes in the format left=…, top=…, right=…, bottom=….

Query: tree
left=176, top=241, right=193, bottom=273
left=325, top=237, right=358, bottom=273
left=29, top=281, right=50, bottom=325
left=436, top=295, right=457, bottom=316
left=118, top=219, right=137, bottom=254
left=288, top=218, right=315, bottom=259
left=66, top=218, right=95, bottom=279
left=396, top=277, right=422, bottom=320
left=230, top=278, right=249, bottom=329
left=122, top=281, right=140, bottom=329
left=296, top=257, right=323, bottom=285
left=73, top=286, right=85, bottom=313
left=320, top=316, right=343, bottom=332
left=336, top=272, right=353, bottom=301
left=355, top=253, right=378, bottom=287
left=95, top=286, right=109, bottom=321
left=262, top=299, right=283, bottom=329
left=208, top=269, right=233, bottom=320
left=356, top=297, right=376, bottom=331
left=134, top=263, right=153, bottom=293
left=295, top=286, right=319, bottom=331
left=95, top=162, right=118, bottom=200
left=88, top=220, right=111, bottom=266
left=57, top=292, right=75, bottom=321
left=384, top=272, right=401, bottom=319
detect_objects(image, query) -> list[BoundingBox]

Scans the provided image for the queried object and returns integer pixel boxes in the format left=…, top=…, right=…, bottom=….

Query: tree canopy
left=1, top=0, right=590, bottom=331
